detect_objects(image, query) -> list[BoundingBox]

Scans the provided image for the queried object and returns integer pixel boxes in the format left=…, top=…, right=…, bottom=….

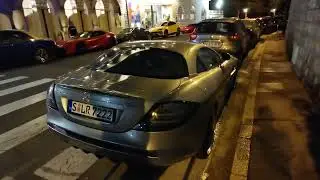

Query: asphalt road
left=0, top=35, right=223, bottom=180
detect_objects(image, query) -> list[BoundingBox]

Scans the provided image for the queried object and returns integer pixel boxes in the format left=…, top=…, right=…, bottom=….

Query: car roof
left=200, top=18, right=239, bottom=23
left=117, top=40, right=198, bottom=56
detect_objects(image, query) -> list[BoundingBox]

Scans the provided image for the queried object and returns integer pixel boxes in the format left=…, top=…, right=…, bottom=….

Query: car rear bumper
left=47, top=107, right=206, bottom=166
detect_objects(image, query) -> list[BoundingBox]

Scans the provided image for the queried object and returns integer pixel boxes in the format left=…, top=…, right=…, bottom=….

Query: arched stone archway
left=177, top=6, right=184, bottom=21
left=0, top=13, right=12, bottom=30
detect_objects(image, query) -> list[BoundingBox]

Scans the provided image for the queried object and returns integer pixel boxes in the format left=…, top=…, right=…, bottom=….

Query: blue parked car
left=0, top=30, right=57, bottom=67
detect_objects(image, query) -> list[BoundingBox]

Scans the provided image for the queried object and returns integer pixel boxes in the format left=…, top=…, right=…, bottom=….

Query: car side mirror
left=220, top=52, right=231, bottom=60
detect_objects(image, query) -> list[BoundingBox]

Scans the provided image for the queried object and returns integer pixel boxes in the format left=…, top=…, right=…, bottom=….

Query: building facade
left=118, top=0, right=211, bottom=28
left=0, top=0, right=122, bottom=40
left=0, top=0, right=212, bottom=40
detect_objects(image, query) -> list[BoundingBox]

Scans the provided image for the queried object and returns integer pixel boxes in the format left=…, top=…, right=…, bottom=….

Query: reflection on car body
left=47, top=40, right=238, bottom=166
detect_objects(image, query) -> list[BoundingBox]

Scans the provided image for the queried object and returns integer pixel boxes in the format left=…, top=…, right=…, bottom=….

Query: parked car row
left=47, top=16, right=288, bottom=166
left=45, top=19, right=245, bottom=166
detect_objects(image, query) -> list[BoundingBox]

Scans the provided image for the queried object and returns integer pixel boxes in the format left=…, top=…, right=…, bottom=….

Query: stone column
left=12, top=10, right=26, bottom=30
left=0, top=13, right=12, bottom=30
left=118, top=0, right=129, bottom=28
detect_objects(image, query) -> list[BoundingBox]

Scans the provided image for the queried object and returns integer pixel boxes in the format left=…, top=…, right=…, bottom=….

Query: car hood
left=149, top=26, right=164, bottom=32
left=56, top=67, right=181, bottom=104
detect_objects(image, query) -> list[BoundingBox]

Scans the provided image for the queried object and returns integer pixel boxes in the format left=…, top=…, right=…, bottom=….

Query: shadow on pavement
left=305, top=101, right=320, bottom=176
left=118, top=162, right=167, bottom=180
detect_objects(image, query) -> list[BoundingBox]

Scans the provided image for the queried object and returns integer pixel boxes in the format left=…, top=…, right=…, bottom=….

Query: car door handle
left=219, top=64, right=226, bottom=72
left=230, top=68, right=236, bottom=76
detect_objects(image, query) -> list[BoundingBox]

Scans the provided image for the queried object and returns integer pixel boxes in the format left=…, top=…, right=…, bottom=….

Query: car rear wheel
left=176, top=28, right=180, bottom=36
left=34, top=48, right=49, bottom=64
left=197, top=107, right=217, bottom=159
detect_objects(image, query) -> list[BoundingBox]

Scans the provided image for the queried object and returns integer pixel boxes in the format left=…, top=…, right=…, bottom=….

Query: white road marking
left=0, top=115, right=47, bottom=155
left=34, top=147, right=98, bottom=180
left=0, top=78, right=54, bottom=97
left=0, top=91, right=46, bottom=117
left=0, top=76, right=28, bottom=85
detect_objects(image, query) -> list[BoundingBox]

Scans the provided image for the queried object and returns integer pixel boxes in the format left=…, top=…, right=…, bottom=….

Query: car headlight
left=134, top=101, right=199, bottom=131
left=46, top=83, right=58, bottom=110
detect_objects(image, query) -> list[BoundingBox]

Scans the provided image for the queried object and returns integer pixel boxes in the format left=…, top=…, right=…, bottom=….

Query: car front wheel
left=176, top=28, right=180, bottom=36
left=34, top=48, right=49, bottom=64
left=197, top=107, right=217, bottom=159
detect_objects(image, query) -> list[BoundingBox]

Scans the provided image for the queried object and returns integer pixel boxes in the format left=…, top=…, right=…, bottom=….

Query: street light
left=215, top=0, right=223, bottom=10
left=243, top=8, right=249, bottom=19
left=271, top=8, right=276, bottom=16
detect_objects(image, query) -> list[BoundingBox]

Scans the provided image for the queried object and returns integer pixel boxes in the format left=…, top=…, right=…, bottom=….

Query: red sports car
left=180, top=24, right=197, bottom=34
left=56, top=30, right=116, bottom=56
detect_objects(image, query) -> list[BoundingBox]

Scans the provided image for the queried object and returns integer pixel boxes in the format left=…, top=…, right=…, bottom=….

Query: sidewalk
left=230, top=33, right=320, bottom=179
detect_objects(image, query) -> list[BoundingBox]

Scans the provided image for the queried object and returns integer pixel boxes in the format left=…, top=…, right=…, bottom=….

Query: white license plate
left=68, top=100, right=114, bottom=122
left=204, top=41, right=221, bottom=47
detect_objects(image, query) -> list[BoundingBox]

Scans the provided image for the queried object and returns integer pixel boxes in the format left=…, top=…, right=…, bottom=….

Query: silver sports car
left=46, top=40, right=238, bottom=166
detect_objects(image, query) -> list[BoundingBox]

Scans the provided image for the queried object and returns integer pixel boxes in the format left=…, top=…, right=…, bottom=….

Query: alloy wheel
left=35, top=48, right=49, bottom=63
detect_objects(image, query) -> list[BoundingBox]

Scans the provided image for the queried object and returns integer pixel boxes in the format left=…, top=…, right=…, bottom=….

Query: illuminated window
left=64, top=0, right=77, bottom=18
left=190, top=5, right=195, bottom=20
left=177, top=6, right=184, bottom=21
left=47, top=1, right=53, bottom=13
left=22, top=0, right=37, bottom=16
left=95, top=0, right=105, bottom=17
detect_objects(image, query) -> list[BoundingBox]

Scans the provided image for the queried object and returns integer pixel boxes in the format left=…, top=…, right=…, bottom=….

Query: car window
left=92, top=48, right=189, bottom=79
left=197, top=48, right=221, bottom=73
left=161, top=22, right=168, bottom=26
left=92, top=31, right=105, bottom=37
left=80, top=32, right=92, bottom=38
left=168, top=22, right=175, bottom=26
left=0, top=31, right=32, bottom=44
left=197, top=22, right=236, bottom=35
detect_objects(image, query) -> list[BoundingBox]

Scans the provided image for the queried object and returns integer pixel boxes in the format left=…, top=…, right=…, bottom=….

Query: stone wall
left=286, top=0, right=320, bottom=101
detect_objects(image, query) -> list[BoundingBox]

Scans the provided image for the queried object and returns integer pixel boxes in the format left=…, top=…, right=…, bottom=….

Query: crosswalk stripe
left=0, top=78, right=54, bottom=97
left=0, top=91, right=47, bottom=117
left=0, top=76, right=28, bottom=85
left=0, top=115, right=47, bottom=155
left=34, top=147, right=98, bottom=180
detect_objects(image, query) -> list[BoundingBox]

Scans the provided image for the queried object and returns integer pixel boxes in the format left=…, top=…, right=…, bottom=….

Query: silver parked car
left=190, top=18, right=250, bottom=59
left=46, top=40, right=238, bottom=166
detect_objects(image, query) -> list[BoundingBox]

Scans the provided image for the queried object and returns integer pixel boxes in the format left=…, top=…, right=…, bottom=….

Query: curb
left=229, top=43, right=265, bottom=179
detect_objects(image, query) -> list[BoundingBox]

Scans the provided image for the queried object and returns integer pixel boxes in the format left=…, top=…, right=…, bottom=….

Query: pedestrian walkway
left=230, top=33, right=320, bottom=180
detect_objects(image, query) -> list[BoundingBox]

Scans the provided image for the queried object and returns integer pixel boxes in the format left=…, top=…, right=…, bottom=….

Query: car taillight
left=229, top=33, right=241, bottom=41
left=46, top=83, right=58, bottom=110
left=189, top=30, right=198, bottom=41
left=134, top=101, right=199, bottom=131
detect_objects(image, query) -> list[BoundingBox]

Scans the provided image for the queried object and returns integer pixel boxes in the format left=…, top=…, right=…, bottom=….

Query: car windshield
left=161, top=22, right=168, bottom=26
left=91, top=47, right=188, bottom=79
left=120, top=28, right=133, bottom=34
left=242, top=20, right=258, bottom=29
left=197, top=22, right=235, bottom=34
left=79, top=32, right=92, bottom=38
